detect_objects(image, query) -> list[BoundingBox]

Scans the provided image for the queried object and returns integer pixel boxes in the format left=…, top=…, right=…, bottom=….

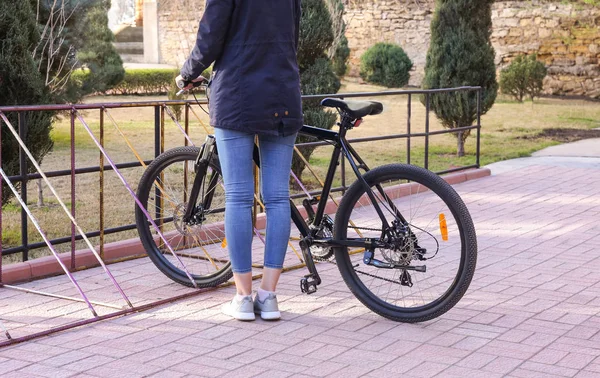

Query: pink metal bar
left=164, top=105, right=195, bottom=147
left=0, top=111, right=3, bottom=284
left=74, top=112, right=199, bottom=288
left=290, top=170, right=313, bottom=199
left=0, top=167, right=98, bottom=317
left=0, top=112, right=133, bottom=308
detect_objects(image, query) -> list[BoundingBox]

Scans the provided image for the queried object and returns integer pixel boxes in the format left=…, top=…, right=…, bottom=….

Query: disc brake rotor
left=173, top=203, right=192, bottom=236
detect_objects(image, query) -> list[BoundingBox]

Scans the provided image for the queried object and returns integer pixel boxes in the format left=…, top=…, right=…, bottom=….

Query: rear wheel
left=135, top=146, right=232, bottom=287
left=334, top=164, right=477, bottom=322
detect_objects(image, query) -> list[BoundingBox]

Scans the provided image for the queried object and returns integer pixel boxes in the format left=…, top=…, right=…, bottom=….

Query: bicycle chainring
left=308, top=215, right=335, bottom=262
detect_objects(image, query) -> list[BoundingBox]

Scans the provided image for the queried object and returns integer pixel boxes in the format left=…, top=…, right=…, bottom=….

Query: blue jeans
left=214, top=128, right=297, bottom=274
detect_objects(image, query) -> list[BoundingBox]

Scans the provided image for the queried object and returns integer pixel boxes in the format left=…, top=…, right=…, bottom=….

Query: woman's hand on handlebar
left=175, top=75, right=208, bottom=95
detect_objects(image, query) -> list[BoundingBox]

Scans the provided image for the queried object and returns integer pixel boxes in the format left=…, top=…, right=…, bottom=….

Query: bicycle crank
left=299, top=237, right=322, bottom=295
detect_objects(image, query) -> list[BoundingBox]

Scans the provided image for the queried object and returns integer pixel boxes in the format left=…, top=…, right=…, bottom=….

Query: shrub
left=500, top=55, right=548, bottom=102
left=71, top=67, right=212, bottom=95
left=360, top=43, right=413, bottom=88
left=333, top=35, right=350, bottom=77
left=422, top=0, right=498, bottom=157
left=325, top=0, right=349, bottom=77
left=1, top=1, right=54, bottom=205
left=298, top=0, right=335, bottom=71
left=114, top=69, right=177, bottom=95
left=76, top=0, right=125, bottom=95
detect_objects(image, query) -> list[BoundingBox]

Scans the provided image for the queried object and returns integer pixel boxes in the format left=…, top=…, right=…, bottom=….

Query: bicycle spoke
left=137, top=147, right=231, bottom=287
left=335, top=164, right=475, bottom=321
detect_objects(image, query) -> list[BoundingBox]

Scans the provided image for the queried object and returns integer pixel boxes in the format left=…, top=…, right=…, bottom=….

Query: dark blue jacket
left=181, top=0, right=303, bottom=137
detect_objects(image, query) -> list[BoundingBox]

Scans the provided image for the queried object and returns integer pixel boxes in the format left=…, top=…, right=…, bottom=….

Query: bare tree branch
left=33, top=0, right=81, bottom=95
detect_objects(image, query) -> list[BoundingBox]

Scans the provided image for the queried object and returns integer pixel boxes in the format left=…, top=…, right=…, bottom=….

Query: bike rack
left=0, top=102, right=326, bottom=346
left=0, top=87, right=483, bottom=347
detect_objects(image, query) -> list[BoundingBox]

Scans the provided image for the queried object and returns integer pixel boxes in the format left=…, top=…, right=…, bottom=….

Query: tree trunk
left=37, top=178, right=44, bottom=207
left=456, top=131, right=465, bottom=157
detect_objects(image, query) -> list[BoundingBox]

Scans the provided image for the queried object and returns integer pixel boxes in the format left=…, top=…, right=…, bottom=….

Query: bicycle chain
left=348, top=225, right=386, bottom=233
left=311, top=226, right=407, bottom=285
left=354, top=269, right=402, bottom=285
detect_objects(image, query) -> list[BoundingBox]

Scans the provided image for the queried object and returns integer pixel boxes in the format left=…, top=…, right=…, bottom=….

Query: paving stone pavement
left=2, top=161, right=600, bottom=377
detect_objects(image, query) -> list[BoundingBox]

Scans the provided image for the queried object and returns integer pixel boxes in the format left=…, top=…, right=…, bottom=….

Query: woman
left=176, top=0, right=303, bottom=321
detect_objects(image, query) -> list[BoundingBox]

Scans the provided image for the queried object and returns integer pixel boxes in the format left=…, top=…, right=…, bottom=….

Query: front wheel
left=334, top=164, right=477, bottom=322
left=135, top=146, right=232, bottom=288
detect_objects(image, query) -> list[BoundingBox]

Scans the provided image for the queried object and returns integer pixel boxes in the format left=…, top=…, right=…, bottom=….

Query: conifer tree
left=422, top=0, right=498, bottom=157
left=0, top=1, right=54, bottom=205
left=294, top=0, right=341, bottom=183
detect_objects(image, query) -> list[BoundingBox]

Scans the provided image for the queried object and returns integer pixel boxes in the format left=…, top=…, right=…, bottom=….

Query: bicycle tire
left=135, top=146, right=233, bottom=288
left=333, top=164, right=477, bottom=322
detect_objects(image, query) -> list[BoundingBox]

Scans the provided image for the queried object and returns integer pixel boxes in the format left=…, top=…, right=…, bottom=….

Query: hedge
left=71, top=67, right=212, bottom=95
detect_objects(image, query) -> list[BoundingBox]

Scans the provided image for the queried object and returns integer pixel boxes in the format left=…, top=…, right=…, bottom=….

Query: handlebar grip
left=176, top=78, right=207, bottom=96
left=176, top=78, right=190, bottom=89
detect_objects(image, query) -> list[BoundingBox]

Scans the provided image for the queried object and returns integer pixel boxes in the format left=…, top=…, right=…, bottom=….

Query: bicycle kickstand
left=299, top=237, right=322, bottom=295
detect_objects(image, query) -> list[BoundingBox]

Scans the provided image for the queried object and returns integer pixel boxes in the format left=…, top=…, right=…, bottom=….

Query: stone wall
left=344, top=0, right=434, bottom=86
left=492, top=1, right=600, bottom=98
left=344, top=0, right=600, bottom=98
left=153, top=0, right=600, bottom=97
left=157, top=0, right=205, bottom=67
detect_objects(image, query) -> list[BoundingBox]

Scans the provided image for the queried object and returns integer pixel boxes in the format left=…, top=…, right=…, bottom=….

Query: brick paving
left=2, top=162, right=600, bottom=377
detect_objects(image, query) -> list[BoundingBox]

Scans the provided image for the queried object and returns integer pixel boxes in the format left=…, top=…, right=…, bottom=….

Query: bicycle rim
left=137, top=147, right=231, bottom=287
left=334, top=164, right=476, bottom=321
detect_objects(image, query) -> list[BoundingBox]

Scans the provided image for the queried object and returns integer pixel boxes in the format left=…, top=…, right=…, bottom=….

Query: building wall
left=155, top=0, right=600, bottom=97
left=157, top=0, right=205, bottom=67
left=344, top=0, right=600, bottom=97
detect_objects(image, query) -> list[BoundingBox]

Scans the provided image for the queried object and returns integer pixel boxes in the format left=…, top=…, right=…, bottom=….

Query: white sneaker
left=222, top=295, right=255, bottom=321
left=254, top=293, right=281, bottom=320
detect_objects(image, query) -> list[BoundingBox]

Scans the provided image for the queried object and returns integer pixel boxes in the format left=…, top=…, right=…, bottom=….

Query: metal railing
left=0, top=86, right=482, bottom=269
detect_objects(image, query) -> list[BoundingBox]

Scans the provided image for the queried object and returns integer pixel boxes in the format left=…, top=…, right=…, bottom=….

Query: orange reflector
left=221, top=238, right=227, bottom=248
left=439, top=214, right=448, bottom=241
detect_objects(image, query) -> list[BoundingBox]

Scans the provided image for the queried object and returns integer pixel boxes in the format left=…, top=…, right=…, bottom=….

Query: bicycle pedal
left=300, top=275, right=318, bottom=295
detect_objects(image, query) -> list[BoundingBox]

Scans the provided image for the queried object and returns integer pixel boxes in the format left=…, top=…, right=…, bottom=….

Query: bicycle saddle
left=321, top=98, right=383, bottom=119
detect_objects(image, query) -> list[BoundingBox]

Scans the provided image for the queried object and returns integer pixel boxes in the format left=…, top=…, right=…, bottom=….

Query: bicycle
left=135, top=92, right=477, bottom=322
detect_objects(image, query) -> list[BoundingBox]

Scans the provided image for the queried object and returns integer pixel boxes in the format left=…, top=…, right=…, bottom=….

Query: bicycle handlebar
left=176, top=76, right=208, bottom=96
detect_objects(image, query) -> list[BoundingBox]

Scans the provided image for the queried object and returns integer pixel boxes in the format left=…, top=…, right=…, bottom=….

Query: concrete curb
left=1, top=167, right=491, bottom=284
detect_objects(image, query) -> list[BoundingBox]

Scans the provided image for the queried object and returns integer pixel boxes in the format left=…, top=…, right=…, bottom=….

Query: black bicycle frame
left=183, top=116, right=403, bottom=252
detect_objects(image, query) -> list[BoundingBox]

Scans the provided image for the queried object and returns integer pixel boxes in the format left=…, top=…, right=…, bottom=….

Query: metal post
left=99, top=108, right=105, bottom=260
left=160, top=105, right=165, bottom=154
left=476, top=89, right=482, bottom=168
left=18, top=112, right=28, bottom=262
left=154, top=106, right=161, bottom=222
left=184, top=104, right=189, bottom=206
left=424, top=94, right=430, bottom=170
left=185, top=104, right=190, bottom=147
left=159, top=105, right=165, bottom=233
left=70, top=110, right=76, bottom=270
left=407, top=94, right=412, bottom=165
left=0, top=112, right=3, bottom=282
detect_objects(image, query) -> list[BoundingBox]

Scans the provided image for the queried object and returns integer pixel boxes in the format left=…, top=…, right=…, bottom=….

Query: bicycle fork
left=183, top=135, right=217, bottom=223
